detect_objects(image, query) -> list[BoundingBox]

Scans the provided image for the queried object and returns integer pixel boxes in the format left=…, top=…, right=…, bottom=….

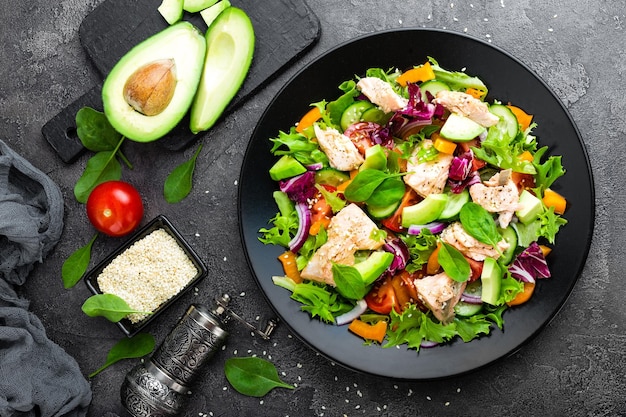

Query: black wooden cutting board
left=42, top=0, right=320, bottom=163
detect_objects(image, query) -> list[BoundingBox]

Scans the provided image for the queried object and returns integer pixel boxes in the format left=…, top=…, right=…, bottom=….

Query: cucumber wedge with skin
left=190, top=7, right=255, bottom=134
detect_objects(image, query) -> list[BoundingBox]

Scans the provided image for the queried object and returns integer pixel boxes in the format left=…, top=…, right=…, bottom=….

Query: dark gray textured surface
left=1, top=1, right=624, bottom=416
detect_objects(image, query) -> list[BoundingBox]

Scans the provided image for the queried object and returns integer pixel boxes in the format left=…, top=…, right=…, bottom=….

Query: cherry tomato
left=390, top=270, right=420, bottom=310
left=365, top=277, right=397, bottom=315
left=380, top=188, right=420, bottom=233
left=310, top=185, right=335, bottom=224
left=86, top=180, right=144, bottom=237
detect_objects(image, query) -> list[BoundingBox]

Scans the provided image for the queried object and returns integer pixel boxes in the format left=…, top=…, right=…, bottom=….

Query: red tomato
left=465, top=256, right=484, bottom=282
left=390, top=270, right=420, bottom=310
left=458, top=139, right=487, bottom=171
left=380, top=188, right=420, bottom=233
left=343, top=122, right=377, bottom=154
left=86, top=180, right=144, bottom=237
left=310, top=185, right=335, bottom=224
left=365, top=277, right=397, bottom=314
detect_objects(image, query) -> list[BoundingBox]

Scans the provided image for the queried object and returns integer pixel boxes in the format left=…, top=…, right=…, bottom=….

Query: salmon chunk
left=314, top=125, right=364, bottom=171
left=440, top=221, right=509, bottom=261
left=300, top=203, right=385, bottom=286
left=413, top=272, right=466, bottom=324
left=403, top=139, right=454, bottom=197
left=469, top=169, right=522, bottom=228
left=434, top=90, right=499, bottom=127
left=356, top=77, right=408, bottom=113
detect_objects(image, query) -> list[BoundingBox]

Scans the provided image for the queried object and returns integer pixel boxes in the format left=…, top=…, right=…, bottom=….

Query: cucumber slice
left=489, top=103, right=519, bottom=138
left=340, top=101, right=375, bottom=131
left=367, top=201, right=400, bottom=220
left=420, top=80, right=451, bottom=102
left=439, top=188, right=469, bottom=220
left=315, top=168, right=350, bottom=187
left=440, top=113, right=486, bottom=142
left=454, top=301, right=483, bottom=317
left=498, top=226, right=518, bottom=264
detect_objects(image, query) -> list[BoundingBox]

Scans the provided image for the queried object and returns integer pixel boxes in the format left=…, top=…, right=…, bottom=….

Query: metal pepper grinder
left=120, top=294, right=277, bottom=417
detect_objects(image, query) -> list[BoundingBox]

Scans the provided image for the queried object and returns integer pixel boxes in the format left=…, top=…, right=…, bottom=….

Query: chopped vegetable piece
left=542, top=188, right=567, bottom=215
left=296, top=106, right=322, bottom=133
left=464, top=87, right=485, bottom=99
left=348, top=318, right=388, bottom=343
left=278, top=251, right=301, bottom=283
left=432, top=135, right=457, bottom=154
left=506, top=281, right=535, bottom=306
left=396, top=62, right=436, bottom=86
left=506, top=104, right=533, bottom=131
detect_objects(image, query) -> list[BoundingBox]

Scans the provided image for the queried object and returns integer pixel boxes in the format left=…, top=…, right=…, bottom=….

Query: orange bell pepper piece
left=507, top=282, right=535, bottom=306
left=295, top=106, right=322, bottom=133
left=432, top=134, right=457, bottom=154
left=396, top=62, right=436, bottom=86
left=348, top=319, right=388, bottom=343
left=542, top=188, right=567, bottom=215
left=465, top=87, right=485, bottom=100
left=278, top=251, right=302, bottom=283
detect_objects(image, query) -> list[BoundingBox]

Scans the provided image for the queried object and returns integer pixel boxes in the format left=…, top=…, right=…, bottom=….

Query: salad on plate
left=258, top=57, right=567, bottom=351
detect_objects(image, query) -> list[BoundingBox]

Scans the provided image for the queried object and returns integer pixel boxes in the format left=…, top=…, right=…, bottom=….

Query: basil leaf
left=81, top=294, right=150, bottom=322
left=344, top=169, right=388, bottom=202
left=459, top=202, right=502, bottom=250
left=89, top=333, right=155, bottom=378
left=164, top=144, right=203, bottom=203
left=75, top=107, right=122, bottom=151
left=332, top=263, right=368, bottom=300
left=62, top=233, right=98, bottom=289
left=366, top=177, right=405, bottom=206
left=437, top=242, right=471, bottom=282
left=224, top=357, right=294, bottom=397
left=74, top=151, right=122, bottom=203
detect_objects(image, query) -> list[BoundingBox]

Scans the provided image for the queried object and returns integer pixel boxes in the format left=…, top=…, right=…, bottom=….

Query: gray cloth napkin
left=0, top=140, right=92, bottom=417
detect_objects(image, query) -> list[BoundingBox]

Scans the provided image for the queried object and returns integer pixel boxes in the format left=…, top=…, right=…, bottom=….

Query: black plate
left=238, top=29, right=594, bottom=379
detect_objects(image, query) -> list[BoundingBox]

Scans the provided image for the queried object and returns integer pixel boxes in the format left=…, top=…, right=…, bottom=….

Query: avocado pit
left=123, top=59, right=177, bottom=116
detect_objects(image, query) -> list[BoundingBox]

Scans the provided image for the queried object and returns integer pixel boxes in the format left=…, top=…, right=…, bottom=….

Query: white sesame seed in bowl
left=84, top=215, right=208, bottom=337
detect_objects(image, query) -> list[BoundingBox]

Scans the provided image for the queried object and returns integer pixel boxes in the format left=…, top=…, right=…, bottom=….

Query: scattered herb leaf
left=459, top=202, right=502, bottom=251
left=89, top=332, right=155, bottom=378
left=332, top=263, right=368, bottom=300
left=74, top=150, right=123, bottom=203
left=224, top=356, right=294, bottom=397
left=81, top=293, right=151, bottom=322
left=164, top=144, right=203, bottom=203
left=437, top=242, right=471, bottom=282
left=62, top=233, right=98, bottom=289
left=76, top=107, right=122, bottom=152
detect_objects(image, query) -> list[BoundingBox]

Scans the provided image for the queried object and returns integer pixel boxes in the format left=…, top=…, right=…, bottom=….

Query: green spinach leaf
left=224, top=357, right=294, bottom=397
left=74, top=151, right=122, bottom=203
left=89, top=333, right=155, bottom=378
left=81, top=294, right=150, bottom=322
left=344, top=169, right=403, bottom=203
left=75, top=107, right=122, bottom=151
left=459, top=202, right=502, bottom=251
left=437, top=242, right=471, bottom=282
left=332, top=263, right=368, bottom=300
left=164, top=144, right=202, bottom=203
left=62, top=233, right=98, bottom=289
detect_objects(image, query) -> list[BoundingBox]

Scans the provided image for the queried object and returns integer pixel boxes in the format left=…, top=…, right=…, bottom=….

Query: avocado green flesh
left=102, top=22, right=206, bottom=142
left=190, top=7, right=255, bottom=134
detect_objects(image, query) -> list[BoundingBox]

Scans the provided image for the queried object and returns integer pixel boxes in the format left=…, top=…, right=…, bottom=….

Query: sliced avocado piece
left=102, top=22, right=206, bottom=142
left=401, top=193, right=448, bottom=228
left=183, top=0, right=218, bottom=13
left=340, top=100, right=374, bottom=131
left=269, top=155, right=306, bottom=181
left=440, top=113, right=486, bottom=142
left=361, top=107, right=391, bottom=125
left=515, top=189, right=544, bottom=224
left=360, top=144, right=387, bottom=171
left=480, top=257, right=502, bottom=305
left=158, top=0, right=184, bottom=24
left=190, top=7, right=255, bottom=133
left=200, top=0, right=231, bottom=27
left=354, top=251, right=394, bottom=285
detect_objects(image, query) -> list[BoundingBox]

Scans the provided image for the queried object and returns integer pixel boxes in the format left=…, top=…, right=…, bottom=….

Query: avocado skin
left=189, top=7, right=255, bottom=134
left=102, top=22, right=206, bottom=142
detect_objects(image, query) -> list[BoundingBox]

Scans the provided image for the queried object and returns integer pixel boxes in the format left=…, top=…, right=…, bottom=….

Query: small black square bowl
left=84, top=215, right=208, bottom=337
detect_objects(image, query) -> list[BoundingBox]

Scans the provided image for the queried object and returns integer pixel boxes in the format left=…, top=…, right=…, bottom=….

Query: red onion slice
left=288, top=202, right=311, bottom=253
left=335, top=299, right=368, bottom=326
left=406, top=221, right=446, bottom=235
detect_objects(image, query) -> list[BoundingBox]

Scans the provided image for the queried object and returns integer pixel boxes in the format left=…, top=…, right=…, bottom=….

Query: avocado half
left=102, top=22, right=206, bottom=142
left=189, top=7, right=255, bottom=134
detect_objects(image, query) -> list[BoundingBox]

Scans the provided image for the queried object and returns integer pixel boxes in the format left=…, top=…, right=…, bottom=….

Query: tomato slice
left=310, top=185, right=335, bottom=224
left=343, top=122, right=378, bottom=154
left=465, top=256, right=484, bottom=282
left=365, top=277, right=397, bottom=314
left=381, top=188, right=420, bottom=233
left=458, top=139, right=487, bottom=171
left=390, top=270, right=420, bottom=310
